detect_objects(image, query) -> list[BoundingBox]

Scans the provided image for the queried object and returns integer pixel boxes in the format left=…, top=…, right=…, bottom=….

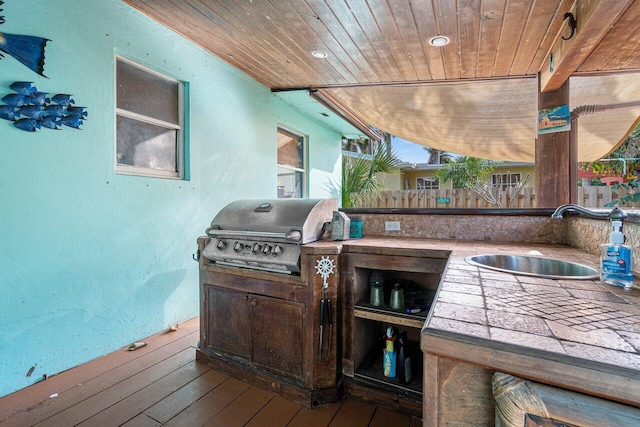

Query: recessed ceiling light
left=428, top=36, right=450, bottom=47
left=312, top=50, right=328, bottom=59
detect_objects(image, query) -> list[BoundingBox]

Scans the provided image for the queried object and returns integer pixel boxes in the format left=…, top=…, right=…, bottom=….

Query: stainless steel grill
left=202, top=198, right=337, bottom=274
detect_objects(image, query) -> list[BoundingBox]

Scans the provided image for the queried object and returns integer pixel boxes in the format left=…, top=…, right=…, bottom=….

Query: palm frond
left=342, top=141, right=401, bottom=207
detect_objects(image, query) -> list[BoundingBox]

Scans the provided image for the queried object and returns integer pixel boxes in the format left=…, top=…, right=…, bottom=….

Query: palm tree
left=342, top=136, right=372, bottom=154
left=422, top=146, right=459, bottom=164
left=434, top=156, right=494, bottom=189
left=342, top=144, right=401, bottom=207
left=435, top=156, right=530, bottom=207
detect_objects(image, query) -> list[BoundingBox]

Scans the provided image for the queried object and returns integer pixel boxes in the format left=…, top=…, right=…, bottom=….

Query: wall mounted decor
left=537, top=104, right=570, bottom=135
left=1, top=81, right=87, bottom=132
left=0, top=1, right=49, bottom=77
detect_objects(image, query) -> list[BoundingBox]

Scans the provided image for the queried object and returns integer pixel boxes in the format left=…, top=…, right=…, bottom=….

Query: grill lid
left=203, top=198, right=337, bottom=274
left=206, top=198, right=337, bottom=244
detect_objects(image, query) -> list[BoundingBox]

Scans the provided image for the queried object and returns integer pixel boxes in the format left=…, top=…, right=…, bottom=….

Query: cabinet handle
left=250, top=299, right=257, bottom=306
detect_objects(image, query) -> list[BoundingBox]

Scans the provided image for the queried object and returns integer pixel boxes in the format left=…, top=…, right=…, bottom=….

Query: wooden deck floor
left=0, top=318, right=422, bottom=427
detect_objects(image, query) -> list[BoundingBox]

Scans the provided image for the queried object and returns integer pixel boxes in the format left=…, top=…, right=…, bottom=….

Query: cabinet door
left=250, top=295, right=305, bottom=381
left=203, top=285, right=251, bottom=359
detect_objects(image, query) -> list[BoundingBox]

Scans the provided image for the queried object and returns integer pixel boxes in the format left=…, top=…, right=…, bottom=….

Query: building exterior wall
left=0, top=0, right=347, bottom=397
left=402, top=164, right=536, bottom=190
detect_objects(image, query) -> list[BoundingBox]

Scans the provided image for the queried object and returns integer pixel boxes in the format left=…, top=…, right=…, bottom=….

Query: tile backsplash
left=354, top=213, right=565, bottom=244
left=347, top=212, right=640, bottom=276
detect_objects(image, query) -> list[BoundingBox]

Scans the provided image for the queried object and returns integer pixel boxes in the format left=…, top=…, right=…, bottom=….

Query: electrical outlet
left=385, top=221, right=401, bottom=231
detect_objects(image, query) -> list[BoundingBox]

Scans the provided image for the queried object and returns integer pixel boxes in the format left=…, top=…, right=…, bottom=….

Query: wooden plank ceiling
left=122, top=0, right=640, bottom=162
left=122, top=0, right=640, bottom=90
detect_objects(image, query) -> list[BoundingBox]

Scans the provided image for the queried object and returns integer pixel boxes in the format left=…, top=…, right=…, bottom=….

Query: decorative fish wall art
left=0, top=1, right=49, bottom=77
left=1, top=81, right=87, bottom=132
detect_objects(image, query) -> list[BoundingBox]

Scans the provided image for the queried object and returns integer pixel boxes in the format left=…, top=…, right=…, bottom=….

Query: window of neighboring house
left=115, top=56, right=184, bottom=178
left=491, top=173, right=521, bottom=190
left=417, top=177, right=439, bottom=190
left=277, top=127, right=306, bottom=198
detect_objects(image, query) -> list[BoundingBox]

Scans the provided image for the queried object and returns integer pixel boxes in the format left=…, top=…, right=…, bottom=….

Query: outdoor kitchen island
left=197, top=231, right=640, bottom=424
left=404, top=238, right=640, bottom=427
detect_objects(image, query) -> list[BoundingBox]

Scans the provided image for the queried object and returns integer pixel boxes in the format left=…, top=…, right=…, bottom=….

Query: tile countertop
left=430, top=240, right=640, bottom=367
left=334, top=237, right=640, bottom=404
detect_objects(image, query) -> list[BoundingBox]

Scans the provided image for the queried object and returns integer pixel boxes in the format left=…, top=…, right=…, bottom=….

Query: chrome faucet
left=551, top=204, right=628, bottom=221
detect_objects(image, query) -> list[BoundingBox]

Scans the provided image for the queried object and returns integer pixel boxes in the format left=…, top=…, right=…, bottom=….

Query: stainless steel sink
left=465, top=254, right=599, bottom=280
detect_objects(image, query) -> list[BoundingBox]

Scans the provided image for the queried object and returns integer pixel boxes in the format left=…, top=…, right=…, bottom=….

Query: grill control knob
left=262, top=244, right=272, bottom=255
left=233, top=242, right=243, bottom=253
left=252, top=243, right=262, bottom=254
left=272, top=245, right=283, bottom=256
left=216, top=240, right=227, bottom=250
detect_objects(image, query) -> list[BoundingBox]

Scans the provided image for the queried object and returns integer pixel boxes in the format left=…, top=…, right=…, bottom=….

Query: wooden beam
left=539, top=0, right=633, bottom=93
left=536, top=79, right=571, bottom=208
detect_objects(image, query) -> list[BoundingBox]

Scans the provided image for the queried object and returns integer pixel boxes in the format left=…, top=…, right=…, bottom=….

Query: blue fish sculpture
left=60, top=116, right=82, bottom=129
left=66, top=106, right=87, bottom=119
left=1, top=93, right=26, bottom=107
left=9, top=81, right=36, bottom=95
left=18, top=105, right=44, bottom=120
left=0, top=105, right=18, bottom=121
left=13, top=118, right=40, bottom=132
left=39, top=116, right=60, bottom=129
left=43, top=104, right=65, bottom=118
left=0, top=31, right=49, bottom=77
left=51, top=94, right=74, bottom=106
left=28, top=91, right=49, bottom=105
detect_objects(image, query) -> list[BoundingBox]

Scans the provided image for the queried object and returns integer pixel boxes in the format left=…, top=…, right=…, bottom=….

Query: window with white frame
left=417, top=177, right=439, bottom=190
left=277, top=127, right=306, bottom=198
left=491, top=173, right=521, bottom=190
left=115, top=56, right=184, bottom=178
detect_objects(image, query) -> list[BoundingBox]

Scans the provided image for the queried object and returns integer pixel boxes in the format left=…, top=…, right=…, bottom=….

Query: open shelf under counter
left=354, top=339, right=423, bottom=397
left=353, top=299, right=430, bottom=329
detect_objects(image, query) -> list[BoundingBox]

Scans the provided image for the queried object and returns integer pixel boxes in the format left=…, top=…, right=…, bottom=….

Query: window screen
left=116, top=57, right=183, bottom=178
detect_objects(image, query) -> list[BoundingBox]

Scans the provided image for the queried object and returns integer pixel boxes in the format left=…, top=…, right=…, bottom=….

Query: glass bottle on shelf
left=369, top=271, right=384, bottom=307
left=390, top=283, right=405, bottom=312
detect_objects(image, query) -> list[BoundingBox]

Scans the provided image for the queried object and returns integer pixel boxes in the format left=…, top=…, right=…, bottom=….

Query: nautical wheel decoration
left=314, top=256, right=335, bottom=287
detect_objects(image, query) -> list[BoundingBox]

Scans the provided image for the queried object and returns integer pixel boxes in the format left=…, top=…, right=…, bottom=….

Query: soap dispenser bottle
left=600, top=219, right=634, bottom=288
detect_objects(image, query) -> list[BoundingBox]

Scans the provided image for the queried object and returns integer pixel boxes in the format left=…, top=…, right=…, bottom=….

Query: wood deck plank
left=0, top=318, right=199, bottom=422
left=162, top=377, right=251, bottom=427
left=33, top=348, right=195, bottom=427
left=120, top=413, right=163, bottom=427
left=287, top=401, right=343, bottom=427
left=369, top=406, right=413, bottom=427
left=244, top=395, right=302, bottom=427
left=142, top=368, right=229, bottom=424
left=202, top=385, right=275, bottom=427
left=0, top=317, right=422, bottom=427
left=329, top=398, right=376, bottom=427
left=1, top=334, right=199, bottom=427
left=77, top=360, right=210, bottom=426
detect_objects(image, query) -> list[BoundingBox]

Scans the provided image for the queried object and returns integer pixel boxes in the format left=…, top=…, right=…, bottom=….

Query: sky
left=391, top=136, right=432, bottom=163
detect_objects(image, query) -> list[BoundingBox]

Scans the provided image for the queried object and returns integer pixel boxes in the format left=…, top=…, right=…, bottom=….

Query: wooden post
left=535, top=78, right=571, bottom=208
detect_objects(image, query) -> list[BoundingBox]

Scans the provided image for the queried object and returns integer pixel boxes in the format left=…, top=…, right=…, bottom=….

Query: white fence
left=355, top=186, right=633, bottom=208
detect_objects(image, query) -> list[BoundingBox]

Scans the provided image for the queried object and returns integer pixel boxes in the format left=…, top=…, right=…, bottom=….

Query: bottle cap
left=610, top=220, right=624, bottom=244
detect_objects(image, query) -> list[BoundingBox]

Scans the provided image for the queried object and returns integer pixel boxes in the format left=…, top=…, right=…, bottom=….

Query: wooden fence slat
left=355, top=187, right=630, bottom=208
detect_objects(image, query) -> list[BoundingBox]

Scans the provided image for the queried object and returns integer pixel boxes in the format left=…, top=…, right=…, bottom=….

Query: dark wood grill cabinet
left=195, top=199, right=342, bottom=407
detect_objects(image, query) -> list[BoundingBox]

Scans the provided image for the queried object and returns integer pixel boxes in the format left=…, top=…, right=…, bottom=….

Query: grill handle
left=206, top=227, right=302, bottom=242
